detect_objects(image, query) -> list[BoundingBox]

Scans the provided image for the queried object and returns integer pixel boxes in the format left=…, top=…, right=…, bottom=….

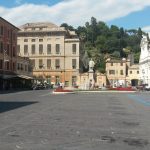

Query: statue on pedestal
left=88, top=59, right=95, bottom=89
left=89, top=58, right=95, bottom=72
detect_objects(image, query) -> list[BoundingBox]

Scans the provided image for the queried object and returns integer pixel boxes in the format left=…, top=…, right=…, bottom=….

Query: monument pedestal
left=88, top=71, right=95, bottom=89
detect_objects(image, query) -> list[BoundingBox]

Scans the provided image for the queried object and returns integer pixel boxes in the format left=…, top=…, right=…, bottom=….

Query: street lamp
left=3, top=49, right=9, bottom=90
left=42, top=64, right=45, bottom=83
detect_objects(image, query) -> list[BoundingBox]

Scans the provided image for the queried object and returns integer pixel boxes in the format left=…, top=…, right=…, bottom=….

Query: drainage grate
left=122, top=121, right=139, bottom=126
left=101, top=135, right=116, bottom=143
left=123, top=138, right=149, bottom=147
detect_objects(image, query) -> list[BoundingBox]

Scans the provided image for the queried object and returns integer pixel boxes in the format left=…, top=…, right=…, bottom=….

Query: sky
left=0, top=0, right=150, bottom=33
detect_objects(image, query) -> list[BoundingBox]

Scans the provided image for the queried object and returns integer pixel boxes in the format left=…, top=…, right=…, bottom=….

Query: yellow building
left=126, top=64, right=139, bottom=86
left=106, top=57, right=139, bottom=87
left=17, top=22, right=80, bottom=87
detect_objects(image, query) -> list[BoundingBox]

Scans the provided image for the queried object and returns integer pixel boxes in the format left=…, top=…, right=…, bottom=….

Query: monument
left=88, top=59, right=95, bottom=89
left=79, top=58, right=96, bottom=90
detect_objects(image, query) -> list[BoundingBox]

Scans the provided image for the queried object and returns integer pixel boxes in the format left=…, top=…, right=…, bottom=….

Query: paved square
left=0, top=90, right=150, bottom=150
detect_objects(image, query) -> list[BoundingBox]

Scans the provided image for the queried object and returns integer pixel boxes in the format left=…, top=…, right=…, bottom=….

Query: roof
left=18, top=22, right=67, bottom=33
left=18, top=22, right=79, bottom=38
left=128, top=64, right=139, bottom=69
left=19, top=22, right=58, bottom=29
left=0, top=17, right=19, bottom=30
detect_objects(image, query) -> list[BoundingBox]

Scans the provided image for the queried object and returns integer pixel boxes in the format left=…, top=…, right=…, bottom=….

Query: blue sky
left=0, top=0, right=150, bottom=33
left=0, top=0, right=62, bottom=7
left=108, top=6, right=150, bottom=29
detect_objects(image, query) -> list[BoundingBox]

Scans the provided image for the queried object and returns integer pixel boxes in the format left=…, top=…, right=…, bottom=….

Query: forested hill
left=61, top=17, right=148, bottom=73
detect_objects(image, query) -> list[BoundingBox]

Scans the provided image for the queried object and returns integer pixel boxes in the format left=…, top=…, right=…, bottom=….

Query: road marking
left=128, top=94, right=150, bottom=106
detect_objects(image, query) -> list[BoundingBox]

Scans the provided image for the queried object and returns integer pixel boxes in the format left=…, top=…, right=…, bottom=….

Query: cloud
left=142, top=26, right=150, bottom=32
left=142, top=26, right=150, bottom=35
left=0, top=0, right=150, bottom=27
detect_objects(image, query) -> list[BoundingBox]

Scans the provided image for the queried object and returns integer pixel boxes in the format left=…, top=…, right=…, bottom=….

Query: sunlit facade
left=17, top=22, right=80, bottom=86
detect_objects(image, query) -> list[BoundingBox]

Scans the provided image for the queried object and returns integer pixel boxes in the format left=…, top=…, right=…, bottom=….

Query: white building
left=139, top=35, right=150, bottom=87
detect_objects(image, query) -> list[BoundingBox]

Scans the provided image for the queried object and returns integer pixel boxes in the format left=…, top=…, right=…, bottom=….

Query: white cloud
left=0, top=0, right=150, bottom=27
left=142, top=26, right=150, bottom=32
left=142, top=26, right=150, bottom=35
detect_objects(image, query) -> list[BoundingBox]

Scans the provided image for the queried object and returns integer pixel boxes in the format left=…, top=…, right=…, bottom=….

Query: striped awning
left=16, top=75, right=33, bottom=79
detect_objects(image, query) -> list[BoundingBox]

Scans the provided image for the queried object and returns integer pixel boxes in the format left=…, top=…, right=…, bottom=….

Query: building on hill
left=139, top=35, right=150, bottom=88
left=106, top=55, right=139, bottom=87
left=17, top=22, right=80, bottom=87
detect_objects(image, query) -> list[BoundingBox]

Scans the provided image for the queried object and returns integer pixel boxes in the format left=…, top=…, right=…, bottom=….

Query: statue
left=89, top=58, right=95, bottom=72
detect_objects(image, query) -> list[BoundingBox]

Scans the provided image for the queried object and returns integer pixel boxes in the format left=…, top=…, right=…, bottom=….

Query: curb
left=52, top=91, right=75, bottom=94
left=76, top=90, right=137, bottom=93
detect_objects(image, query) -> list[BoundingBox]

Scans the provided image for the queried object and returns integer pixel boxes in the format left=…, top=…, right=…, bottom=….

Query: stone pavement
left=0, top=90, right=150, bottom=150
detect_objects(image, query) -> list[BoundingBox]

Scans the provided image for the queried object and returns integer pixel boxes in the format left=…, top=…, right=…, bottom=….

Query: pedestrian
left=60, top=82, right=63, bottom=88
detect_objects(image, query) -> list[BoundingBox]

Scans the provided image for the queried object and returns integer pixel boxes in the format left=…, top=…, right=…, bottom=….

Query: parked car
left=32, top=84, right=45, bottom=90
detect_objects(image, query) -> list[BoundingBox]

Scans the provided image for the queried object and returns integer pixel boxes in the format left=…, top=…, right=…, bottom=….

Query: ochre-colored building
left=17, top=22, right=80, bottom=87
left=106, top=56, right=139, bottom=87
left=126, top=64, right=139, bottom=86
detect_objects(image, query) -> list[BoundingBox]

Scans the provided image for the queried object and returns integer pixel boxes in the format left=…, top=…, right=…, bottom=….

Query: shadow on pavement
left=0, top=101, right=38, bottom=113
left=0, top=89, right=32, bottom=94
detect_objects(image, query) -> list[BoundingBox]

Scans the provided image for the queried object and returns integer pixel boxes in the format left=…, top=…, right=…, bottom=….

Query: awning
left=2, top=75, right=17, bottom=79
left=16, top=75, right=33, bottom=80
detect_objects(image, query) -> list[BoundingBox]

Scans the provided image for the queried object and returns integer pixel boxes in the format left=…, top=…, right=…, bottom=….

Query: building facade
left=14, top=56, right=33, bottom=89
left=139, top=35, right=150, bottom=87
left=17, top=22, right=80, bottom=87
left=126, top=64, right=139, bottom=86
left=0, top=17, right=18, bottom=90
left=106, top=56, right=139, bottom=87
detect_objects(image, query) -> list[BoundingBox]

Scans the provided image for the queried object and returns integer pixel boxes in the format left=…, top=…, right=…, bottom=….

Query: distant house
left=106, top=54, right=139, bottom=87
left=139, top=35, right=150, bottom=88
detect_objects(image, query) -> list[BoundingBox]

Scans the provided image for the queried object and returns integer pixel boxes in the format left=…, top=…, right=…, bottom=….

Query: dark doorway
left=131, top=79, right=138, bottom=86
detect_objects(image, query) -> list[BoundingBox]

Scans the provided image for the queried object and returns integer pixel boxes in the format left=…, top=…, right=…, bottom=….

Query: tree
left=60, top=23, right=75, bottom=31
left=111, top=51, right=120, bottom=58
left=134, top=52, right=140, bottom=63
left=95, top=35, right=107, bottom=52
left=65, top=16, right=144, bottom=73
left=123, top=47, right=132, bottom=57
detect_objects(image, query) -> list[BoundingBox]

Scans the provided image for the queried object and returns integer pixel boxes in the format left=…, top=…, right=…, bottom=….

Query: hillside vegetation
left=61, top=17, right=147, bottom=73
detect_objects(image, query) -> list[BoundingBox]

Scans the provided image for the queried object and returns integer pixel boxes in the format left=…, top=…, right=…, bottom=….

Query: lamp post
left=3, top=49, right=9, bottom=90
left=42, top=64, right=45, bottom=83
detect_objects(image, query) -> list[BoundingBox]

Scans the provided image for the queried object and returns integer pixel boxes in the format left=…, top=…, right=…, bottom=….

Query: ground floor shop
left=33, top=70, right=79, bottom=87
left=0, top=75, right=33, bottom=91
